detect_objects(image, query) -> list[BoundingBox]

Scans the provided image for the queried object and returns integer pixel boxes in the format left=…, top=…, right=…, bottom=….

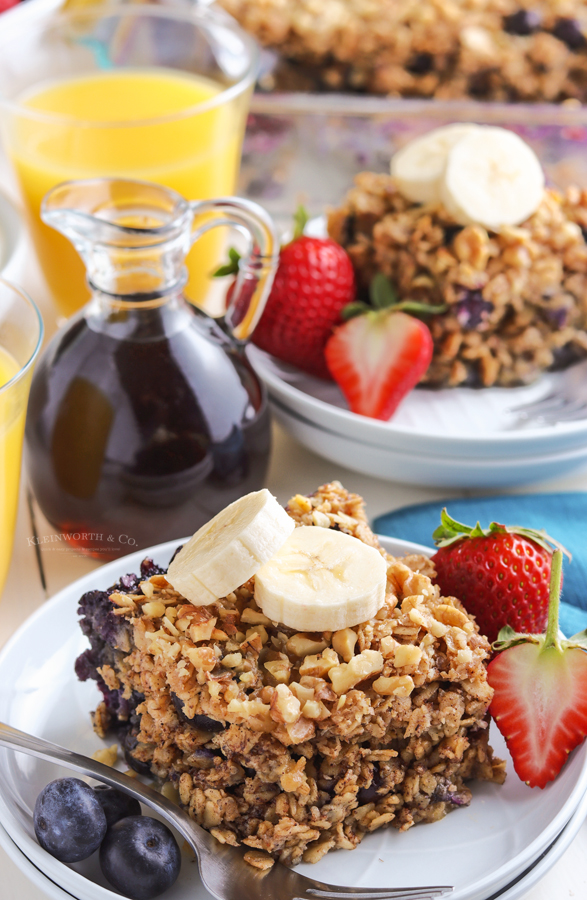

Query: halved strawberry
left=487, top=550, right=587, bottom=789
left=324, top=309, right=433, bottom=419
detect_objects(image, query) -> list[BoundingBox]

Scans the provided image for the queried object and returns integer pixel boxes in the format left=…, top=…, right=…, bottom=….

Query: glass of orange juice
left=0, top=278, right=43, bottom=597
left=0, top=3, right=258, bottom=317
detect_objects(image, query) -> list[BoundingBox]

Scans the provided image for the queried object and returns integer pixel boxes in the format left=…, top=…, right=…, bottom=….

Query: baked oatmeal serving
left=219, top=0, right=587, bottom=103
left=328, top=124, right=587, bottom=389
left=75, top=483, right=505, bottom=868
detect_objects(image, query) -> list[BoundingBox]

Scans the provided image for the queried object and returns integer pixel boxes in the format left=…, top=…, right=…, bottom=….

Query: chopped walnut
left=328, top=649, right=384, bottom=695
left=270, top=684, right=302, bottom=724
left=332, top=628, right=358, bottom=662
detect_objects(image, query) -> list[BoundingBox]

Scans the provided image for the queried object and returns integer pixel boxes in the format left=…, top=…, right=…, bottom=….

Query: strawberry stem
left=292, top=206, right=309, bottom=241
left=543, top=549, right=563, bottom=651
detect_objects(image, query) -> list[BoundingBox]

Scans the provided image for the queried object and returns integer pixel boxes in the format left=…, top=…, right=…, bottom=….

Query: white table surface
left=1, top=160, right=586, bottom=900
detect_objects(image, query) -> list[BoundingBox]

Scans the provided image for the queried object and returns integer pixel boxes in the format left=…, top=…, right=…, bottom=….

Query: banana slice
left=391, top=123, right=481, bottom=205
left=441, top=126, right=544, bottom=230
left=167, top=489, right=295, bottom=606
left=254, top=525, right=387, bottom=631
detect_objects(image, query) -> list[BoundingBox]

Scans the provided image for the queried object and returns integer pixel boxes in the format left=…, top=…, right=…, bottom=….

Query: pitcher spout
left=41, top=178, right=193, bottom=297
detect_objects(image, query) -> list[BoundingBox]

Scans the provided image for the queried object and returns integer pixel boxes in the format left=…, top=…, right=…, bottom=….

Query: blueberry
left=357, top=763, right=383, bottom=804
left=454, top=291, right=494, bottom=329
left=406, top=52, right=434, bottom=74
left=94, top=785, right=142, bottom=828
left=543, top=306, right=569, bottom=330
left=119, top=573, right=140, bottom=591
left=34, top=778, right=107, bottom=863
left=170, top=693, right=225, bottom=732
left=467, top=69, right=494, bottom=99
left=124, top=747, right=154, bottom=777
left=140, top=558, right=165, bottom=579
left=100, top=816, right=181, bottom=900
left=503, top=9, right=541, bottom=35
left=553, top=17, right=586, bottom=49
left=551, top=343, right=586, bottom=370
left=443, top=224, right=464, bottom=246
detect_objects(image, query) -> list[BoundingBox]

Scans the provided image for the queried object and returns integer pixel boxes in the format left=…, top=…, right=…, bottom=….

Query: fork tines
left=306, top=887, right=453, bottom=900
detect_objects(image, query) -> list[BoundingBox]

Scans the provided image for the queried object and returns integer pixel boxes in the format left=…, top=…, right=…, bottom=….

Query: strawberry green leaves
left=432, top=507, right=570, bottom=557
left=341, top=273, right=447, bottom=321
left=213, top=247, right=241, bottom=279
left=487, top=550, right=587, bottom=788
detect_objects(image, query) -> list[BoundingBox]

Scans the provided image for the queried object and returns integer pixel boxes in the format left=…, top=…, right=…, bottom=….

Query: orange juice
left=9, top=68, right=248, bottom=316
left=0, top=346, right=25, bottom=594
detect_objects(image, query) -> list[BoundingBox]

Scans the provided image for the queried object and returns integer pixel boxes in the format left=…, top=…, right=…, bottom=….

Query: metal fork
left=0, top=722, right=452, bottom=900
left=508, top=360, right=587, bottom=426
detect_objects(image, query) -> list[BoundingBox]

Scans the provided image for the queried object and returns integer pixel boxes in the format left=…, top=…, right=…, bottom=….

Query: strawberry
left=487, top=550, right=587, bottom=788
left=324, top=309, right=433, bottom=419
left=323, top=272, right=446, bottom=419
left=431, top=510, right=569, bottom=644
left=217, top=208, right=356, bottom=380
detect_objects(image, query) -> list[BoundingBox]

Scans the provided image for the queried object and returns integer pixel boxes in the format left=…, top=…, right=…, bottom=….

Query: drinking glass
left=0, top=279, right=43, bottom=596
left=0, top=3, right=258, bottom=317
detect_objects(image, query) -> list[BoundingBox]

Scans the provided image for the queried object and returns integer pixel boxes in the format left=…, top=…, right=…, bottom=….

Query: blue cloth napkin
left=374, top=492, right=587, bottom=638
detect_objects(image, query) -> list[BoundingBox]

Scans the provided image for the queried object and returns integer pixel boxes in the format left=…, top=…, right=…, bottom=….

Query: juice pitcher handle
left=189, top=197, right=279, bottom=342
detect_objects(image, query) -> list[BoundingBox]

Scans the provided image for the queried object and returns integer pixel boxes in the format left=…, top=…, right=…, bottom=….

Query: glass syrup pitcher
left=25, top=178, right=279, bottom=560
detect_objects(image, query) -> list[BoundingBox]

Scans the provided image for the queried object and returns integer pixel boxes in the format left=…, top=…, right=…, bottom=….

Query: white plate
left=0, top=823, right=78, bottom=900
left=248, top=347, right=587, bottom=459
left=1, top=537, right=587, bottom=900
left=270, top=397, right=587, bottom=488
left=2, top=784, right=586, bottom=900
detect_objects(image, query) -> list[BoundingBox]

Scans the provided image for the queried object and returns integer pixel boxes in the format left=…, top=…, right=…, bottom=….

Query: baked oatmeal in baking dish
left=75, top=483, right=505, bottom=867
left=219, top=0, right=587, bottom=103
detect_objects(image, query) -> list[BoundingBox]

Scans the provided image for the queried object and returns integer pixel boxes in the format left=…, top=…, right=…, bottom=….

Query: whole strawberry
left=488, top=550, right=587, bottom=788
left=217, top=208, right=355, bottom=379
left=431, top=509, right=568, bottom=644
left=254, top=209, right=355, bottom=379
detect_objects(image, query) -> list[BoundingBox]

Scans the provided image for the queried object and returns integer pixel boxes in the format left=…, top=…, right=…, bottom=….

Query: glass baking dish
left=238, top=93, right=587, bottom=230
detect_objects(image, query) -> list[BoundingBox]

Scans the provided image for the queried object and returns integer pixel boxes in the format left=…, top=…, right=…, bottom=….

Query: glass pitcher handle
left=188, top=198, right=279, bottom=342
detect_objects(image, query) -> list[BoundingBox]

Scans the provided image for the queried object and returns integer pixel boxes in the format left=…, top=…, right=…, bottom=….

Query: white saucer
left=270, top=395, right=587, bottom=488
left=1, top=537, right=587, bottom=900
left=250, top=347, right=587, bottom=487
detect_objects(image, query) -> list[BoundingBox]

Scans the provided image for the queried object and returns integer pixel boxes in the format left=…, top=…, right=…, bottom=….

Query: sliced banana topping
left=167, top=489, right=295, bottom=606
left=391, top=123, right=481, bottom=205
left=441, top=126, right=545, bottom=230
left=254, top=525, right=388, bottom=632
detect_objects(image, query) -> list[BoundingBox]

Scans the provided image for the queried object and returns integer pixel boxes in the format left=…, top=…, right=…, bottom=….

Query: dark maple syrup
left=26, top=299, right=270, bottom=560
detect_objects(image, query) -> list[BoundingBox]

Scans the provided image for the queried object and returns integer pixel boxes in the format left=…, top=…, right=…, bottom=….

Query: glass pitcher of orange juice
left=0, top=3, right=257, bottom=317
left=25, top=177, right=278, bottom=560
